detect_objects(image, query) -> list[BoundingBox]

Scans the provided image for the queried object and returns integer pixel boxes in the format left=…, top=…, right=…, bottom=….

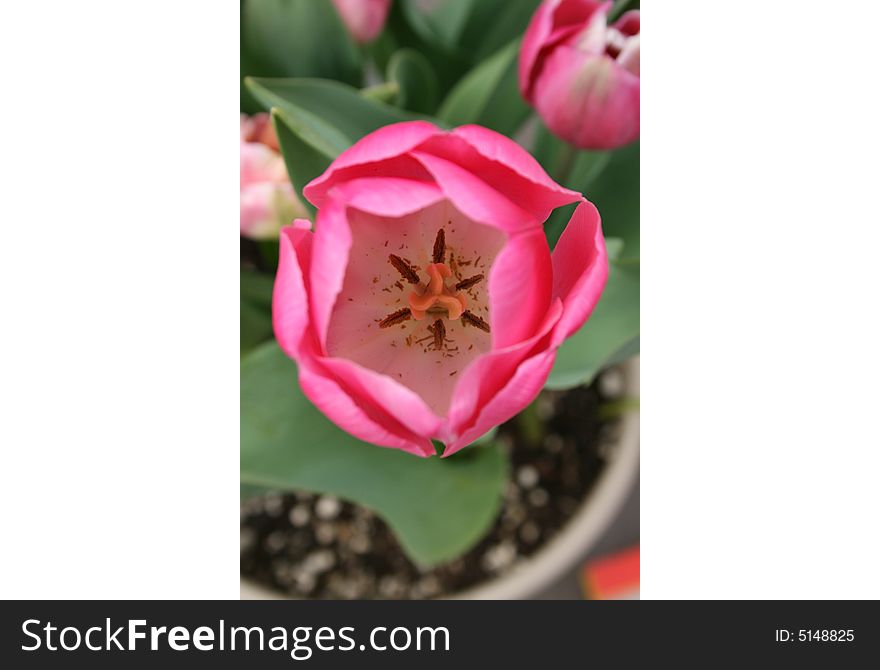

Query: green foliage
left=240, top=270, right=274, bottom=356
left=246, top=76, right=419, bottom=211
left=387, top=49, right=440, bottom=113
left=400, top=0, right=540, bottom=63
left=546, top=261, right=640, bottom=390
left=437, top=40, right=530, bottom=136
left=241, top=0, right=362, bottom=112
left=240, top=343, right=508, bottom=566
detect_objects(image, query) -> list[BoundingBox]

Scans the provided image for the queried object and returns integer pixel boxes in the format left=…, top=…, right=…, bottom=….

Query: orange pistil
left=407, top=263, right=469, bottom=321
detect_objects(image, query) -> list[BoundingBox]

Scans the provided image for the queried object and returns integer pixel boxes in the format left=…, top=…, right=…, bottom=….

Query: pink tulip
left=331, top=0, right=392, bottom=44
left=273, top=121, right=607, bottom=457
left=519, top=0, right=640, bottom=150
left=240, top=114, right=305, bottom=240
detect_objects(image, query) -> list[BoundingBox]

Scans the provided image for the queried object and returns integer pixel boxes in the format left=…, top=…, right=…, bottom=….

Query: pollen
left=377, top=228, right=490, bottom=354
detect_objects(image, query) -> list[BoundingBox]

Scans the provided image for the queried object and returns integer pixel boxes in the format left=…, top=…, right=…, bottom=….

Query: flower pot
left=240, top=357, right=639, bottom=600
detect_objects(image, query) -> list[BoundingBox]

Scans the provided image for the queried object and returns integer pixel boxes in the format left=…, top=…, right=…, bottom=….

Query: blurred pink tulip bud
left=519, top=0, right=640, bottom=150
left=240, top=114, right=306, bottom=240
left=331, top=0, right=392, bottom=43
left=273, top=121, right=608, bottom=456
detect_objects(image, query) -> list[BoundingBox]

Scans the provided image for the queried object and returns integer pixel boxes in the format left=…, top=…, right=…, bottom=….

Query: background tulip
left=331, top=0, right=392, bottom=44
left=519, top=0, right=640, bottom=150
left=240, top=114, right=306, bottom=240
left=273, top=121, right=608, bottom=457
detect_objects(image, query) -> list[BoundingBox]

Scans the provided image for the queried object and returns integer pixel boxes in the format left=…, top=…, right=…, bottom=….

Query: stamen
left=455, top=274, right=484, bottom=291
left=388, top=254, right=420, bottom=284
left=461, top=310, right=491, bottom=333
left=432, top=229, right=446, bottom=264
left=379, top=308, right=412, bottom=329
left=428, top=319, right=446, bottom=350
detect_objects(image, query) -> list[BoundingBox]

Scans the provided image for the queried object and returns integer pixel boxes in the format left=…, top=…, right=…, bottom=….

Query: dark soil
left=240, top=369, right=625, bottom=599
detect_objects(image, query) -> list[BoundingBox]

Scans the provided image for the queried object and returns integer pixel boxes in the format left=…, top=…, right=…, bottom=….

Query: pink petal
left=303, top=121, right=441, bottom=208
left=424, top=127, right=582, bottom=219
left=318, top=357, right=443, bottom=440
left=328, top=177, right=445, bottom=218
left=488, top=227, right=554, bottom=348
left=308, top=197, right=352, bottom=350
left=446, top=299, right=563, bottom=442
left=445, top=348, right=558, bottom=456
left=550, top=200, right=608, bottom=346
left=298, top=362, right=435, bottom=457
left=330, top=0, right=392, bottom=44
left=519, top=0, right=610, bottom=100
left=534, top=46, right=640, bottom=150
left=519, top=0, right=561, bottom=99
left=273, top=220, right=315, bottom=358
left=612, top=9, right=640, bottom=36
left=240, top=141, right=286, bottom=188
left=410, top=150, right=539, bottom=233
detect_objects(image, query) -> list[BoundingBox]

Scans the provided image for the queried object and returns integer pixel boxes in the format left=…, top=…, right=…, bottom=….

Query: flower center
left=378, top=228, right=490, bottom=351
left=408, top=263, right=467, bottom=320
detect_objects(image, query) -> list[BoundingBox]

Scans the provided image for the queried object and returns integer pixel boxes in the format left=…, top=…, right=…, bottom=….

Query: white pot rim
left=240, top=357, right=640, bottom=600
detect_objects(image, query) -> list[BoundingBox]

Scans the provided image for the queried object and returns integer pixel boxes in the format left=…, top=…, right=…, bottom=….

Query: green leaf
left=399, top=0, right=474, bottom=50
left=241, top=343, right=508, bottom=566
left=400, top=0, right=540, bottom=64
left=586, top=141, right=640, bottom=262
left=241, top=0, right=362, bottom=87
left=386, top=2, right=471, bottom=95
left=387, top=49, right=439, bottom=114
left=536, top=134, right=638, bottom=261
left=271, top=109, right=331, bottom=217
left=545, top=261, right=640, bottom=390
left=240, top=271, right=274, bottom=356
left=437, top=40, right=530, bottom=135
left=245, top=77, right=419, bottom=212
left=247, top=77, right=416, bottom=150
left=532, top=120, right=610, bottom=185
left=459, top=0, right=542, bottom=62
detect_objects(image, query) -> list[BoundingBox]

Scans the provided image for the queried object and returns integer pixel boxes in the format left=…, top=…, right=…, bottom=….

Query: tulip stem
left=517, top=400, right=545, bottom=447
left=554, top=143, right=579, bottom=187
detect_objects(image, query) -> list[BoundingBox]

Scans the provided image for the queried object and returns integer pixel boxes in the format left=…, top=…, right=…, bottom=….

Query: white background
left=1, top=1, right=879, bottom=599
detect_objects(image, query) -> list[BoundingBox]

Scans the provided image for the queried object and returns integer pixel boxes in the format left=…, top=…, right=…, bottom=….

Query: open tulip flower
left=519, top=0, right=640, bottom=150
left=240, top=114, right=306, bottom=240
left=273, top=121, right=607, bottom=457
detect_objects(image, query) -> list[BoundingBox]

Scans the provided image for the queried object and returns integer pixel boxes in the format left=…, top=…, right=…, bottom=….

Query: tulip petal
left=550, top=200, right=608, bottom=346
left=445, top=348, right=558, bottom=456
left=447, top=299, right=563, bottom=442
left=612, top=9, right=640, bottom=37
left=308, top=197, right=352, bottom=349
left=411, top=150, right=539, bottom=232
left=318, top=356, right=443, bottom=440
left=328, top=176, right=445, bottom=218
left=298, top=362, right=435, bottom=457
left=519, top=0, right=561, bottom=98
left=519, top=0, right=610, bottom=99
left=331, top=0, right=392, bottom=44
left=488, top=227, right=554, bottom=348
left=273, top=220, right=315, bottom=358
left=304, top=121, right=441, bottom=208
left=534, top=46, right=640, bottom=150
left=427, top=126, right=582, bottom=219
